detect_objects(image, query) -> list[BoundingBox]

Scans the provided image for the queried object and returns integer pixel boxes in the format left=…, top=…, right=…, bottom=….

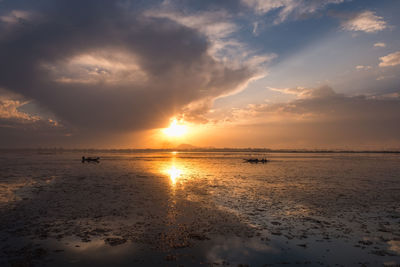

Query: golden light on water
left=161, top=156, right=186, bottom=186
left=162, top=118, right=187, bottom=138
left=159, top=154, right=199, bottom=187
left=166, top=165, right=182, bottom=184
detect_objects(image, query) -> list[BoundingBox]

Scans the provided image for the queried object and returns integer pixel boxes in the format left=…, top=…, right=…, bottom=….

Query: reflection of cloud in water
left=388, top=240, right=400, bottom=254
left=0, top=176, right=57, bottom=203
left=67, top=238, right=106, bottom=252
left=52, top=237, right=136, bottom=261
left=0, top=181, right=32, bottom=203
left=206, top=236, right=277, bottom=264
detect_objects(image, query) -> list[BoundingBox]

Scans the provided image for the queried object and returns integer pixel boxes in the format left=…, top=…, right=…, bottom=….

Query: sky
left=0, top=0, right=399, bottom=149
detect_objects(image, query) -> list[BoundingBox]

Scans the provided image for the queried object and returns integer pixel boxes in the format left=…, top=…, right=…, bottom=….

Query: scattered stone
left=165, top=254, right=177, bottom=261
left=370, top=250, right=396, bottom=256
left=358, top=240, right=373, bottom=246
left=104, top=237, right=127, bottom=246
left=189, top=233, right=209, bottom=241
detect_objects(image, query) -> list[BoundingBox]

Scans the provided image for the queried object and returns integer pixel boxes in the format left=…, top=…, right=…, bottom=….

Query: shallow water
left=0, top=151, right=399, bottom=266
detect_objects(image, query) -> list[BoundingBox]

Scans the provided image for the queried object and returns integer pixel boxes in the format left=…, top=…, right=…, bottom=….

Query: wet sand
left=0, top=151, right=399, bottom=266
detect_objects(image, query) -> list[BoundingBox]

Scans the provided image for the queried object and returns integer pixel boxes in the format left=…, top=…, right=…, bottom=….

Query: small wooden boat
left=82, top=156, right=100, bottom=163
left=244, top=158, right=269, bottom=164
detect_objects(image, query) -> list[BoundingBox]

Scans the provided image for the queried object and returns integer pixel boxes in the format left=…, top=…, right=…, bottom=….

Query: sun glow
left=162, top=118, right=188, bottom=138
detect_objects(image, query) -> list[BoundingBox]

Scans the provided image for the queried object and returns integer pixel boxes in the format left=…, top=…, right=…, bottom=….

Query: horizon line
left=1, top=147, right=400, bottom=153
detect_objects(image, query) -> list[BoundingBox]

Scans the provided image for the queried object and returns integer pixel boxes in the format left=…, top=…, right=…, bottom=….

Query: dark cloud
left=0, top=117, right=68, bottom=147
left=0, top=0, right=253, bottom=137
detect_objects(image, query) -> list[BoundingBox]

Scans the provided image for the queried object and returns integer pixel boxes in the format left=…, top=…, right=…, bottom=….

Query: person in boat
left=82, top=156, right=100, bottom=163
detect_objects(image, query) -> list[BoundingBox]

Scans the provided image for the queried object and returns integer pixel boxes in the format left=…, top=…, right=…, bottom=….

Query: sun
left=162, top=118, right=188, bottom=138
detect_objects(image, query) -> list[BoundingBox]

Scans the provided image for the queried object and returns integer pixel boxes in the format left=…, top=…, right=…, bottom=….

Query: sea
left=0, top=150, right=399, bottom=266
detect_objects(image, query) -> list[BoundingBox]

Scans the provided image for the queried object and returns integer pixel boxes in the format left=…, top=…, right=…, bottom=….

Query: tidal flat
left=0, top=151, right=399, bottom=266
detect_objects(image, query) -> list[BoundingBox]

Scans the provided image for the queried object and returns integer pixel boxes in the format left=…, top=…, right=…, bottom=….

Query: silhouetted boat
left=244, top=158, right=269, bottom=163
left=82, top=156, right=100, bottom=163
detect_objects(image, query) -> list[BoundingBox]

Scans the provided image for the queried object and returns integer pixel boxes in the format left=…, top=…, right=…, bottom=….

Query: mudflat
left=0, top=151, right=399, bottom=266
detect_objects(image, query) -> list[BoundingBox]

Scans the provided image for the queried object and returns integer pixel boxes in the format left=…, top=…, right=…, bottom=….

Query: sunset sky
left=0, top=0, right=399, bottom=149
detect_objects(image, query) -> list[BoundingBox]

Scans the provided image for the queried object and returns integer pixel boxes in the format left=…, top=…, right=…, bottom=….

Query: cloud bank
left=0, top=0, right=255, bottom=141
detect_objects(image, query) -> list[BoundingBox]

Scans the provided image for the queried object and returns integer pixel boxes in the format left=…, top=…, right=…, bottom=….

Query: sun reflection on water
left=166, top=165, right=182, bottom=185
left=160, top=154, right=202, bottom=188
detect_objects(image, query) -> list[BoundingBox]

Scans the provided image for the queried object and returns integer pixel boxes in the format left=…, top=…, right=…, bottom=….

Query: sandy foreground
left=0, top=151, right=399, bottom=266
